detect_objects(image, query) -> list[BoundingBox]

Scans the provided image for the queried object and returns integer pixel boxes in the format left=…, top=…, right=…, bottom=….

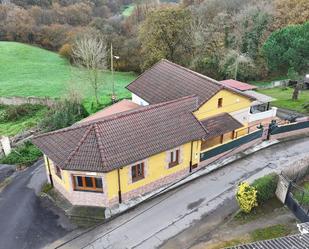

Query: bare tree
left=72, top=32, right=107, bottom=105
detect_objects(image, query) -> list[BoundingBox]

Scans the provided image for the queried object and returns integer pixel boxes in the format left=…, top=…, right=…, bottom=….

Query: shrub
left=0, top=141, right=42, bottom=167
left=252, top=173, right=279, bottom=205
left=236, top=182, right=258, bottom=213
left=0, top=104, right=43, bottom=122
left=40, top=99, right=88, bottom=132
left=59, top=43, right=72, bottom=61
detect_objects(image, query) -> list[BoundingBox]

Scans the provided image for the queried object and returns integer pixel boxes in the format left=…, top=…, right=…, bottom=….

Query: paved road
left=52, top=137, right=309, bottom=249
left=0, top=160, right=72, bottom=249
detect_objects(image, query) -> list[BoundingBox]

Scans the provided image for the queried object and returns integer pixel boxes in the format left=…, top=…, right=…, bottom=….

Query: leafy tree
left=274, top=0, right=309, bottom=29
left=72, top=32, right=107, bottom=105
left=219, top=50, right=255, bottom=81
left=139, top=7, right=193, bottom=70
left=234, top=4, right=273, bottom=60
left=263, top=22, right=309, bottom=75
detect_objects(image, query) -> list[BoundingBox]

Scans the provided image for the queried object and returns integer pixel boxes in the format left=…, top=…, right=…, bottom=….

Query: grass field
left=0, top=105, right=48, bottom=136
left=258, top=87, right=309, bottom=113
left=250, top=76, right=288, bottom=88
left=0, top=42, right=136, bottom=102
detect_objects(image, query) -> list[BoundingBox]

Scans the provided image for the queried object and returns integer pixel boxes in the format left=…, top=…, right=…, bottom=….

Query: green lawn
left=249, top=76, right=288, bottom=88
left=0, top=42, right=136, bottom=102
left=250, top=224, right=292, bottom=242
left=258, top=87, right=309, bottom=114
left=0, top=104, right=48, bottom=136
left=294, top=182, right=309, bottom=206
left=234, top=198, right=283, bottom=225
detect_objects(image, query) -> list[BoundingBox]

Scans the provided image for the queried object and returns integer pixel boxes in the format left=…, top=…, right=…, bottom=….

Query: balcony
left=248, top=107, right=277, bottom=123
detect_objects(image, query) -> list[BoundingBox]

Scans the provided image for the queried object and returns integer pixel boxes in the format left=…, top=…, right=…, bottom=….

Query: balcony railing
left=248, top=107, right=277, bottom=123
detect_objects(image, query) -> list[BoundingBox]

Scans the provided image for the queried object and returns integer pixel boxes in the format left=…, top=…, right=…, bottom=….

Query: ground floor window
left=169, top=149, right=180, bottom=168
left=131, top=163, right=145, bottom=182
left=72, top=175, right=103, bottom=192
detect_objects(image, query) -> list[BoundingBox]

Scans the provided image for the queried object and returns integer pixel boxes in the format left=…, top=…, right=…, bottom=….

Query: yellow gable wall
left=193, top=89, right=252, bottom=121
left=105, top=140, right=201, bottom=201
left=44, top=155, right=71, bottom=191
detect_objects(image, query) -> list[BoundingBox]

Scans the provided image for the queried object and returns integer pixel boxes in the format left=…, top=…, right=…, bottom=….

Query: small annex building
left=33, top=60, right=263, bottom=208
left=219, top=79, right=277, bottom=128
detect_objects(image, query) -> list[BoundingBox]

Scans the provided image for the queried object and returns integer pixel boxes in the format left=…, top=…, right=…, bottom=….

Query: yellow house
left=33, top=60, right=256, bottom=208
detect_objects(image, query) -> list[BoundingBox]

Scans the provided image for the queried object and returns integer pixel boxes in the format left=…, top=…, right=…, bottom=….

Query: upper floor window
left=132, top=162, right=145, bottom=182
left=218, top=98, right=223, bottom=108
left=72, top=175, right=103, bottom=192
left=55, top=165, right=62, bottom=179
left=169, top=149, right=180, bottom=168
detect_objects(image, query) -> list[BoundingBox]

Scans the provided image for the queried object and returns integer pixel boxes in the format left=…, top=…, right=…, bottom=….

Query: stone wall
left=0, top=96, right=57, bottom=107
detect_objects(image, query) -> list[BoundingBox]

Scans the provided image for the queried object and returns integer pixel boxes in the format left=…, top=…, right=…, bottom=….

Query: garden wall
left=0, top=96, right=57, bottom=107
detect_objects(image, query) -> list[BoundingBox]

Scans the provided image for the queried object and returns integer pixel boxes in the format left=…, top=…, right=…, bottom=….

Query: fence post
left=267, top=120, right=277, bottom=140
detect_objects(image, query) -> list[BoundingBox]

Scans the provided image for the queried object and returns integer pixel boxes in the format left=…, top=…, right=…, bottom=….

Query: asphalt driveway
left=0, top=160, right=73, bottom=249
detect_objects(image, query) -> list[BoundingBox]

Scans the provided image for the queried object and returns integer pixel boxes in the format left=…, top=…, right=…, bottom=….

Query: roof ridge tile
left=62, top=124, right=95, bottom=169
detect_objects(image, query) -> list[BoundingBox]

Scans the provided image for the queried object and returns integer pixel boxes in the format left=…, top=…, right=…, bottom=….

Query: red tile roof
left=32, top=96, right=207, bottom=172
left=201, top=113, right=243, bottom=139
left=126, top=60, right=254, bottom=107
left=79, top=99, right=140, bottom=124
left=220, top=79, right=257, bottom=91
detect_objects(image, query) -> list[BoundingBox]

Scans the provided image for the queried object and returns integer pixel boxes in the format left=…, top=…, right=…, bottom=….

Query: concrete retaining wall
left=270, top=127, right=309, bottom=140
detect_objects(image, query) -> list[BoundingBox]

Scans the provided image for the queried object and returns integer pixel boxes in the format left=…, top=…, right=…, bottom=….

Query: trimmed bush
left=252, top=173, right=279, bottom=204
left=236, top=182, right=258, bottom=213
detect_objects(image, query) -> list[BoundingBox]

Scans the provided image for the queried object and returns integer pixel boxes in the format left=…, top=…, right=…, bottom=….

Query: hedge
left=252, top=173, right=279, bottom=204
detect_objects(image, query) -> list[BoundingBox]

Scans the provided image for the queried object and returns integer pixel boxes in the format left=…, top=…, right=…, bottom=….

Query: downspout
left=189, top=141, right=194, bottom=173
left=46, top=157, right=54, bottom=187
left=117, top=168, right=122, bottom=203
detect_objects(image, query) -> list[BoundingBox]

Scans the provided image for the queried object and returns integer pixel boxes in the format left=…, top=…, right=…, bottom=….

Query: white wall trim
left=131, top=93, right=149, bottom=106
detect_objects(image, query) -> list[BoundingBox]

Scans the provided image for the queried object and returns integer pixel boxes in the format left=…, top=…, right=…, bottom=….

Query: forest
left=0, top=0, right=309, bottom=81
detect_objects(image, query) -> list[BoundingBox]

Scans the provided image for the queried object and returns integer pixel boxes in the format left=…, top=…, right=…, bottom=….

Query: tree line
left=0, top=0, right=308, bottom=81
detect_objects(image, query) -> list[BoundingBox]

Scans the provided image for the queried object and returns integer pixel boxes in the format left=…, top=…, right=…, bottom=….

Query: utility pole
left=111, top=43, right=115, bottom=103
left=110, top=43, right=120, bottom=104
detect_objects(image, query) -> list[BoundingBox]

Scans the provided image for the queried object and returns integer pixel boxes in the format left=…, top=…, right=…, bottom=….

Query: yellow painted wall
left=44, top=155, right=71, bottom=191
left=193, top=89, right=252, bottom=121
left=105, top=140, right=200, bottom=201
